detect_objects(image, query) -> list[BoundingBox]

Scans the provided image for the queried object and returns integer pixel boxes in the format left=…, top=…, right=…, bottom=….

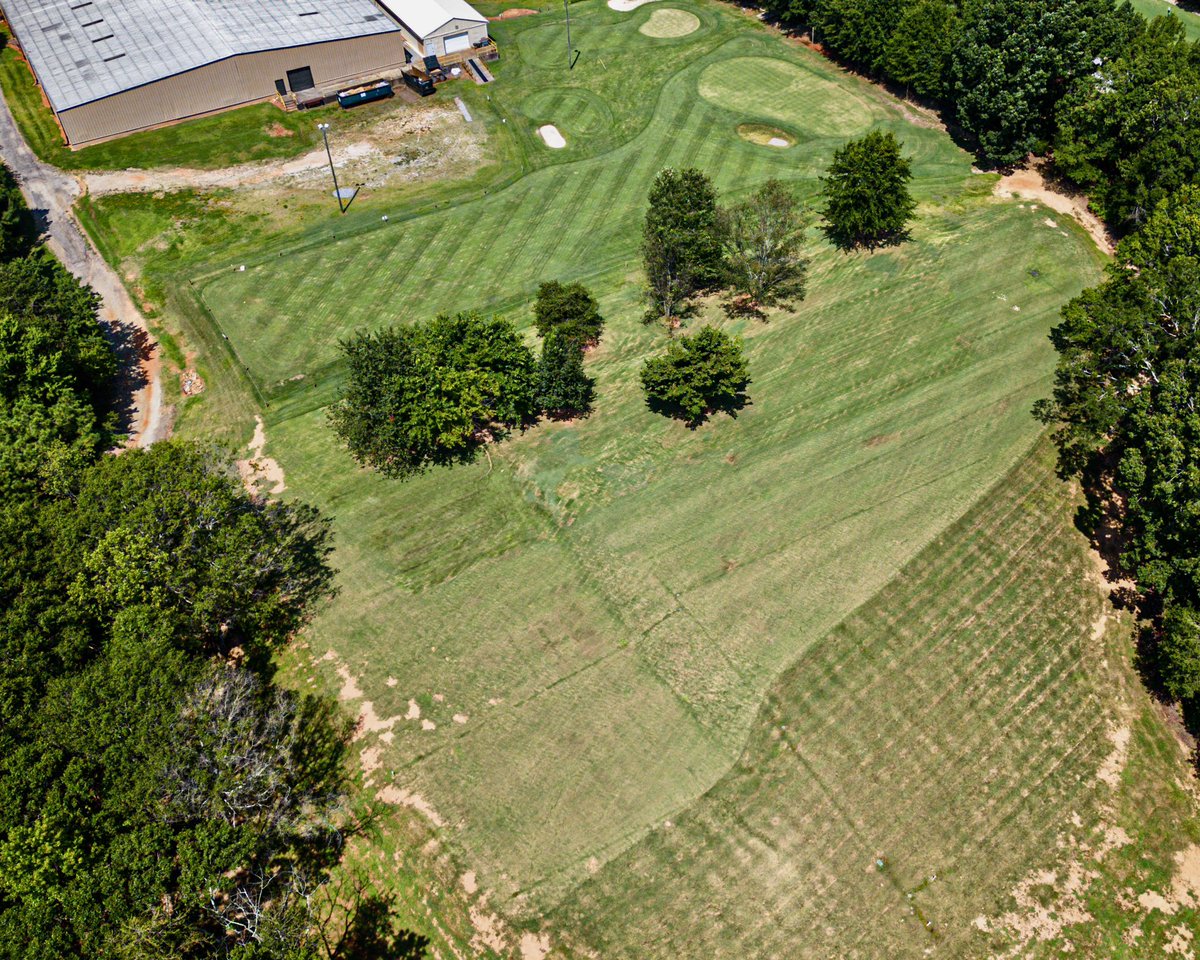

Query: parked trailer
left=336, top=81, right=393, bottom=109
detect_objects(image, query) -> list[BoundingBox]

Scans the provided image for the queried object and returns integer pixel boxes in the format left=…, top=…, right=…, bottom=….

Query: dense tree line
left=1037, top=188, right=1200, bottom=702
left=0, top=164, right=357, bottom=959
left=758, top=0, right=1171, bottom=183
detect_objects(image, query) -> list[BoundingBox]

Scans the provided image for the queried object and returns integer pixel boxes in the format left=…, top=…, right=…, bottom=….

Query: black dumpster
left=336, top=81, right=393, bottom=109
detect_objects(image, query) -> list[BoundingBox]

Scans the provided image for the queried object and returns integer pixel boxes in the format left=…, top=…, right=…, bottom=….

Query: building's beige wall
left=423, top=19, right=489, bottom=57
left=58, top=32, right=408, bottom=146
left=390, top=17, right=488, bottom=58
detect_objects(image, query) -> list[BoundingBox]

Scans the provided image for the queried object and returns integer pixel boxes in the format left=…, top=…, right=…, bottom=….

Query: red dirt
left=490, top=7, right=539, bottom=18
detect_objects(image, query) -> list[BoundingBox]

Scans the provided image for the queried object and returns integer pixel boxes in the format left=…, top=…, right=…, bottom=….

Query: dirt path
left=0, top=85, right=167, bottom=446
left=83, top=140, right=376, bottom=196
left=995, top=164, right=1115, bottom=256
left=83, top=106, right=475, bottom=197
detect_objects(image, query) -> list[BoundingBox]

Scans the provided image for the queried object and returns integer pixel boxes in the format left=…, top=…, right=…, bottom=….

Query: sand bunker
left=737, top=123, right=796, bottom=148
left=608, top=0, right=657, bottom=8
left=639, top=8, right=700, bottom=37
left=538, top=124, right=566, bottom=148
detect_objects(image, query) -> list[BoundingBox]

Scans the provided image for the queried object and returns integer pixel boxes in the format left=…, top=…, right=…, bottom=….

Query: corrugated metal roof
left=375, top=0, right=485, bottom=40
left=2, top=0, right=402, bottom=111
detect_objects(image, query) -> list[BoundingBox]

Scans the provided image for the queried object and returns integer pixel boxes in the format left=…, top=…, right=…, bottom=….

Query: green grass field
left=74, top=1, right=1200, bottom=955
left=1128, top=0, right=1200, bottom=39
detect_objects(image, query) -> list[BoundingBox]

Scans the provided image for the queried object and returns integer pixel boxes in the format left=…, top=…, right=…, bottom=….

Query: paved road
left=0, top=85, right=167, bottom=446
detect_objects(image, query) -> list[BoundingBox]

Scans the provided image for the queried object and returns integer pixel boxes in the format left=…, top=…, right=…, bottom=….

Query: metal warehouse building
left=0, top=0, right=488, bottom=147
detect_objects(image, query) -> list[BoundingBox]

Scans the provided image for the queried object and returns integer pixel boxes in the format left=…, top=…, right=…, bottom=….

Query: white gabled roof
left=375, top=0, right=486, bottom=39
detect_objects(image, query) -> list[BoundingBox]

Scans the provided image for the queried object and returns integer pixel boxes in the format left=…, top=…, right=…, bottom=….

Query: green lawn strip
left=250, top=189, right=1100, bottom=917
left=1128, top=0, right=1200, bottom=40
left=549, top=440, right=1132, bottom=958
left=76, top=1, right=1169, bottom=954
left=195, top=29, right=962, bottom=393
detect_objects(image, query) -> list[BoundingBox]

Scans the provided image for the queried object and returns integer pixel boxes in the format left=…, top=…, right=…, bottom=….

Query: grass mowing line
left=548, top=441, right=1118, bottom=958
left=82, top=1, right=1143, bottom=952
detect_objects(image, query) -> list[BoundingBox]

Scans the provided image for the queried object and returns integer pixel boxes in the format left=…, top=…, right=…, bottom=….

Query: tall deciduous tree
left=721, top=179, right=811, bottom=312
left=1159, top=605, right=1200, bottom=701
left=45, top=441, right=336, bottom=660
left=811, top=0, right=910, bottom=74
left=1036, top=186, right=1200, bottom=472
left=641, top=326, right=750, bottom=425
left=329, top=312, right=537, bottom=479
left=820, top=131, right=916, bottom=250
left=1038, top=187, right=1200, bottom=702
left=533, top=280, right=605, bottom=346
left=950, top=0, right=1142, bottom=166
left=642, top=168, right=724, bottom=326
left=1055, top=15, right=1200, bottom=228
left=536, top=329, right=594, bottom=417
left=883, top=0, right=959, bottom=100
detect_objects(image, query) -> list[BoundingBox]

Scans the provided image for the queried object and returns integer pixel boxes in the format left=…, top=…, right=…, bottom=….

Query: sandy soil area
left=538, top=124, right=566, bottom=148
left=994, top=164, right=1115, bottom=255
left=84, top=106, right=482, bottom=196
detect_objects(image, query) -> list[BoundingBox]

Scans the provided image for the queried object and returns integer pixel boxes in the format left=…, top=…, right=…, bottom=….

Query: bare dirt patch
left=997, top=864, right=1096, bottom=945
left=520, top=931, right=551, bottom=960
left=995, top=164, right=1115, bottom=255
left=84, top=106, right=483, bottom=197
left=376, top=784, right=447, bottom=827
left=180, top=368, right=205, bottom=396
left=236, top=415, right=286, bottom=496
left=866, top=432, right=900, bottom=448
left=335, top=664, right=364, bottom=702
left=266, top=122, right=295, bottom=138
left=469, top=902, right=507, bottom=953
left=1096, top=725, right=1131, bottom=789
left=490, top=6, right=539, bottom=18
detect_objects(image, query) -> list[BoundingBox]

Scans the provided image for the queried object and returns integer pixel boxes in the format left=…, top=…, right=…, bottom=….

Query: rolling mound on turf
left=699, top=56, right=874, bottom=136
left=639, top=8, right=700, bottom=36
left=521, top=87, right=614, bottom=137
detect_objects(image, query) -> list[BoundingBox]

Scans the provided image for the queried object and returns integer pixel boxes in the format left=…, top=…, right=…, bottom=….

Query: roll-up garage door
left=444, top=32, right=471, bottom=54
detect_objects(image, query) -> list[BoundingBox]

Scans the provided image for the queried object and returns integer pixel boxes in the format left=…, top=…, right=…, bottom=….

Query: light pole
left=318, top=122, right=346, bottom=214
left=564, top=0, right=573, bottom=70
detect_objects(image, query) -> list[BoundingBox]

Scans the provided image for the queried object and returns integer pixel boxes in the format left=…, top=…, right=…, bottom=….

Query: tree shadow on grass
left=645, top=391, right=751, bottom=429
left=722, top=294, right=767, bottom=322
left=821, top=224, right=912, bottom=254
left=333, top=892, right=430, bottom=960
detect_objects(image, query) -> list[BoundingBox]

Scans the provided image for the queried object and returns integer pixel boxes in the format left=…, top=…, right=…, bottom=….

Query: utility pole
left=318, top=122, right=346, bottom=214
left=564, top=0, right=573, bottom=70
